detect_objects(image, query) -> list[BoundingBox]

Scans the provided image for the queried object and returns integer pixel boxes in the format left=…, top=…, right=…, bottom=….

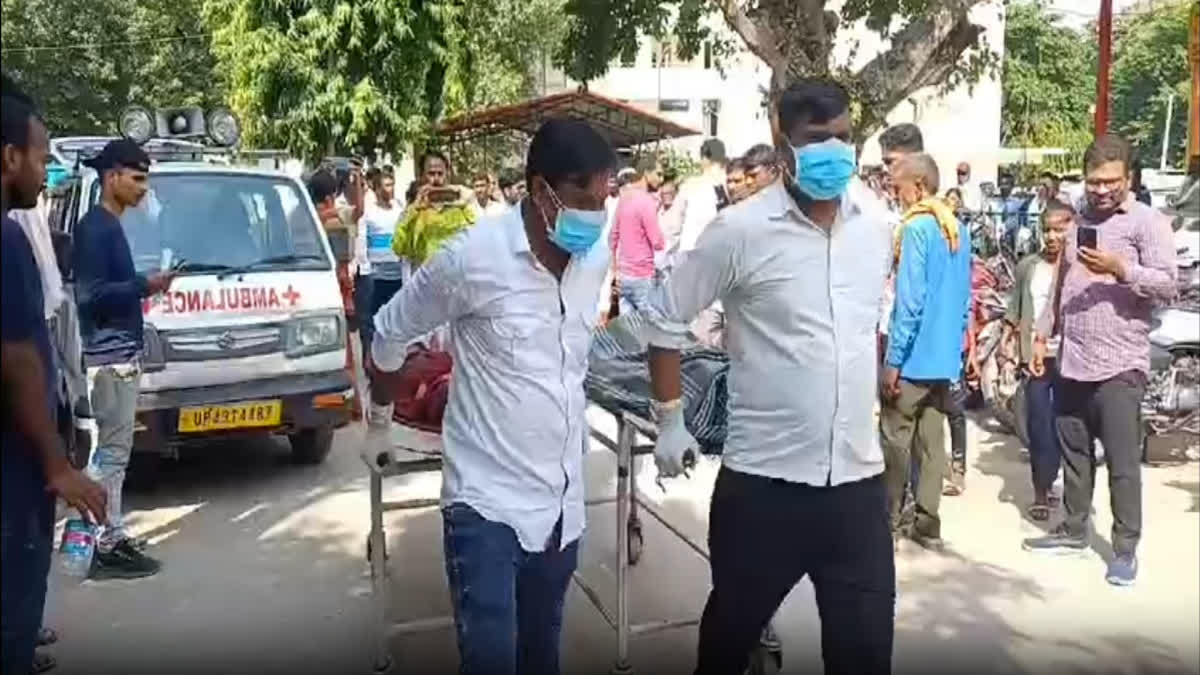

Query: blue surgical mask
left=540, top=183, right=606, bottom=254
left=791, top=138, right=856, bottom=200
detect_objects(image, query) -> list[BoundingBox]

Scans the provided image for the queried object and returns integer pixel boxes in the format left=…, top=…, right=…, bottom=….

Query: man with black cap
left=73, top=138, right=175, bottom=579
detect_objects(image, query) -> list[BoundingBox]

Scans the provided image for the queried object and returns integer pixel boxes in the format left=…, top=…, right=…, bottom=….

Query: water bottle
left=60, top=518, right=96, bottom=579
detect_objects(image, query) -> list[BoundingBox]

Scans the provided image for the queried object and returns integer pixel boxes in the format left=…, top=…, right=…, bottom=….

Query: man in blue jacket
left=881, top=153, right=972, bottom=551
left=73, top=139, right=175, bottom=579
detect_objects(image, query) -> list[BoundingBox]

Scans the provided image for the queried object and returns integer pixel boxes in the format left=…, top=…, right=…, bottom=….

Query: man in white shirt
left=470, top=172, right=508, bottom=218
left=955, top=162, right=983, bottom=213
left=368, top=119, right=615, bottom=675
left=639, top=80, right=895, bottom=674
left=356, top=167, right=407, bottom=360
left=672, top=139, right=729, bottom=347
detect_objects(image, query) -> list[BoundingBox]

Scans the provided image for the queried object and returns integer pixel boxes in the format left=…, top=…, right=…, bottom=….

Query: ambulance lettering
left=144, top=285, right=303, bottom=315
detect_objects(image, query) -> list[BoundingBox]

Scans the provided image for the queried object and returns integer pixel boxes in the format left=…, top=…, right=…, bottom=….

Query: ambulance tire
left=290, top=426, right=335, bottom=464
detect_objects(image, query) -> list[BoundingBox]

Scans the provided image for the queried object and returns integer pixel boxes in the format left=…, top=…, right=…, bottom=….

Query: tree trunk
left=726, top=0, right=988, bottom=145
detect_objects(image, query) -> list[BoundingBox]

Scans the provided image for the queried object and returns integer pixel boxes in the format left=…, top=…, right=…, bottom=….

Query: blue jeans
left=1026, top=358, right=1062, bottom=497
left=1, top=450, right=54, bottom=675
left=618, top=276, right=652, bottom=315
left=442, top=503, right=578, bottom=675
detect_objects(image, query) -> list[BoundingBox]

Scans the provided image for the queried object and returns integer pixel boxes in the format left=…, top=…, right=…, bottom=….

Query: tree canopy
left=205, top=0, right=565, bottom=163
left=555, top=0, right=1000, bottom=142
left=1, top=0, right=220, bottom=134
left=1110, top=0, right=1192, bottom=169
left=999, top=0, right=1096, bottom=172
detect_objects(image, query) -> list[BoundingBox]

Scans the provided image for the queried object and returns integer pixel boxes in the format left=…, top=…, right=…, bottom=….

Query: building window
left=620, top=46, right=636, bottom=68
left=703, top=99, right=720, bottom=137
left=703, top=41, right=713, bottom=69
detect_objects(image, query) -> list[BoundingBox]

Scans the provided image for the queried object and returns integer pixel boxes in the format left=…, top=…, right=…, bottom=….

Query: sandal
left=36, top=628, right=58, bottom=646
left=32, top=650, right=57, bottom=674
left=1026, top=503, right=1051, bottom=522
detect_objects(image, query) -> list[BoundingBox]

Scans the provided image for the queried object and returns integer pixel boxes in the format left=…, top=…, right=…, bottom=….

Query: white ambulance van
left=55, top=137, right=353, bottom=467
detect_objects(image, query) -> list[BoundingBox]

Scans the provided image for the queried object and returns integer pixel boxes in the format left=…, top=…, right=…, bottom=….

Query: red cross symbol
left=282, top=285, right=301, bottom=307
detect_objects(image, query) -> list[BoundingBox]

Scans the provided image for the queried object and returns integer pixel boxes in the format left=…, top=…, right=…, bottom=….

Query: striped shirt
left=1035, top=196, right=1176, bottom=382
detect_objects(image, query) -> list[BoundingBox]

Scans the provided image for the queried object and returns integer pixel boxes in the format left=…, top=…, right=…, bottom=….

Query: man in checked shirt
left=1022, top=135, right=1176, bottom=587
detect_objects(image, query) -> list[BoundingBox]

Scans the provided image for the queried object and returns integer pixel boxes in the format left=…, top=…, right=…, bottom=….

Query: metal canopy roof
left=436, top=89, right=702, bottom=149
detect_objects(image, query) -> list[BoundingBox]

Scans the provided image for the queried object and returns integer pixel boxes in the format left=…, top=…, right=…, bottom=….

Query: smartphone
left=426, top=187, right=461, bottom=205
left=1077, top=226, right=1098, bottom=250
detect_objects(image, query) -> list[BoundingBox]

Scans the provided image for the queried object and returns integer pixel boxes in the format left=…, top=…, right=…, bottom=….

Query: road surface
left=43, top=409, right=1199, bottom=675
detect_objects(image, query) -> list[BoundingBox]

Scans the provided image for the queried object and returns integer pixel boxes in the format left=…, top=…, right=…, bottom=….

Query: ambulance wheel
left=290, top=426, right=335, bottom=464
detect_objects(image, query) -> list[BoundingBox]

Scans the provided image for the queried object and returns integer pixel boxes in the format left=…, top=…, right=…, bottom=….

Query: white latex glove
left=364, top=401, right=394, bottom=467
left=652, top=399, right=696, bottom=479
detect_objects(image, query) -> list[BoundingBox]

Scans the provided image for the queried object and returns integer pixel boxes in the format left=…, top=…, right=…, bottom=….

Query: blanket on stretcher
left=382, top=322, right=731, bottom=454
left=587, top=323, right=729, bottom=455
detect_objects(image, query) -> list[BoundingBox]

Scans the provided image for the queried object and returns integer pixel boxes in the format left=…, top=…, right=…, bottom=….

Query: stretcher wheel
left=627, top=520, right=644, bottom=566
left=366, top=535, right=389, bottom=564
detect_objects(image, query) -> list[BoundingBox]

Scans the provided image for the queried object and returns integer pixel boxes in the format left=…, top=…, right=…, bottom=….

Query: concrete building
left=540, top=1, right=1006, bottom=187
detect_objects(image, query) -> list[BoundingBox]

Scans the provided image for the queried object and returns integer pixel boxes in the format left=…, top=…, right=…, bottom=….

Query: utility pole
left=1161, top=93, right=1175, bottom=171
left=1094, top=0, right=1114, bottom=135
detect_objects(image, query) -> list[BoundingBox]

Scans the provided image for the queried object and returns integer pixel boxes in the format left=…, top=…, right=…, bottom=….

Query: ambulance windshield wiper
left=215, top=254, right=328, bottom=280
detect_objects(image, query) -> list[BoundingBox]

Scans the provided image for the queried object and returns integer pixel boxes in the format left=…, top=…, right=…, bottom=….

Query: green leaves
left=1000, top=0, right=1192, bottom=172
left=1110, top=0, right=1191, bottom=168
left=207, top=0, right=565, bottom=162
left=2, top=0, right=219, bottom=134
left=556, top=0, right=994, bottom=141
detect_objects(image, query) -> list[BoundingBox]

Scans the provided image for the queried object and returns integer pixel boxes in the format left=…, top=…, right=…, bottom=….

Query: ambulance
left=53, top=126, right=354, bottom=468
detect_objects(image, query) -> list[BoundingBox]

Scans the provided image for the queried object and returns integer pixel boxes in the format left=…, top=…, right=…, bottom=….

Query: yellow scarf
left=892, top=197, right=960, bottom=269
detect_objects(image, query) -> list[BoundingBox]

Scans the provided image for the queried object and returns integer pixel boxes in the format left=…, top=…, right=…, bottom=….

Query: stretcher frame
left=363, top=409, right=781, bottom=674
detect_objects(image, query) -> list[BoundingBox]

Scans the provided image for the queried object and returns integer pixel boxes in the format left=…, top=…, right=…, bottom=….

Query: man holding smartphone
left=1024, top=135, right=1176, bottom=587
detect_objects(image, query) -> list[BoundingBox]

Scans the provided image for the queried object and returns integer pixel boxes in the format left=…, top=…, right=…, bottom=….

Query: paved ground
left=42, top=409, right=1199, bottom=675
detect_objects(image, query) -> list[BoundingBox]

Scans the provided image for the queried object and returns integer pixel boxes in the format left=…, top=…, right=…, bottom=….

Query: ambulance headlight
left=206, top=107, right=241, bottom=147
left=119, top=106, right=155, bottom=144
left=285, top=313, right=343, bottom=358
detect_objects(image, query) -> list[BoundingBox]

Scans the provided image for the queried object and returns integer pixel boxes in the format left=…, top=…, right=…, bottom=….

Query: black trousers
left=1056, top=370, right=1146, bottom=555
left=696, top=468, right=895, bottom=675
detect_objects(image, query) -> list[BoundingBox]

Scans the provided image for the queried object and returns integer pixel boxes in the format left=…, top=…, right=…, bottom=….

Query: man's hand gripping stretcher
left=363, top=315, right=702, bottom=489
left=601, top=311, right=700, bottom=488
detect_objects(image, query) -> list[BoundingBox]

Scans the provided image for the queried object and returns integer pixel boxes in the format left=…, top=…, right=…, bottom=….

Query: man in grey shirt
left=638, top=80, right=896, bottom=674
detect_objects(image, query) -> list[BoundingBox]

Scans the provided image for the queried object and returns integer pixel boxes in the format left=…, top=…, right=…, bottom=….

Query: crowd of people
left=1, top=64, right=1182, bottom=675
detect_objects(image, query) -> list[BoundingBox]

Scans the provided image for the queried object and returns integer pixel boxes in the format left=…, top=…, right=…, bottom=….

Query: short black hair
left=307, top=169, right=339, bottom=204
left=700, top=138, right=727, bottom=164
left=1083, top=134, right=1133, bottom=174
left=777, top=80, right=850, bottom=136
left=742, top=143, right=777, bottom=169
left=498, top=167, right=523, bottom=190
left=525, top=119, right=616, bottom=191
left=2, top=72, right=43, bottom=151
left=879, top=123, right=924, bottom=154
left=1041, top=197, right=1075, bottom=221
left=727, top=157, right=748, bottom=173
left=419, top=149, right=451, bottom=174
left=1, top=95, right=42, bottom=151
left=1039, top=170, right=1059, bottom=181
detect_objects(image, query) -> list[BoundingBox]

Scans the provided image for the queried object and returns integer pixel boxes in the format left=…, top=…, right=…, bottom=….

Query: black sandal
left=1026, top=503, right=1051, bottom=522
left=32, top=650, right=57, bottom=674
left=36, top=628, right=58, bottom=646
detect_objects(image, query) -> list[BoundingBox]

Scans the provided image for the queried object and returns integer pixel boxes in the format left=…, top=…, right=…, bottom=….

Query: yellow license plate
left=178, top=400, right=282, bottom=433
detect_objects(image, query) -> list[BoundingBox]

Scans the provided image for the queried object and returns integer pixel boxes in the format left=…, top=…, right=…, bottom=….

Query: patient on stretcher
left=376, top=321, right=730, bottom=455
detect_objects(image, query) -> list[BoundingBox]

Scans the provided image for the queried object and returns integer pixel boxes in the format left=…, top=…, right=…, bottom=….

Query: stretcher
left=361, top=407, right=783, bottom=674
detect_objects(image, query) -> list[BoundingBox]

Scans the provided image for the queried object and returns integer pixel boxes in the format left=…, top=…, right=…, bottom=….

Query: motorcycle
left=1143, top=263, right=1200, bottom=464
